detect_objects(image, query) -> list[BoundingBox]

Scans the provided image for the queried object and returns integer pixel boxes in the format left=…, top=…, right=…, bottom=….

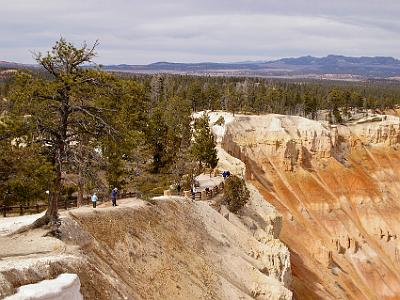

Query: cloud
left=0, top=0, right=399, bottom=64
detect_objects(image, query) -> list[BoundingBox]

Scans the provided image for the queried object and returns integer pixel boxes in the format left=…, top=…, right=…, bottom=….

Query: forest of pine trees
left=129, top=74, right=400, bottom=118
left=1, top=39, right=400, bottom=216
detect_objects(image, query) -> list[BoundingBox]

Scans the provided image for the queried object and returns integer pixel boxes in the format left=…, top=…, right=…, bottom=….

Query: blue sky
left=1, top=0, right=399, bottom=64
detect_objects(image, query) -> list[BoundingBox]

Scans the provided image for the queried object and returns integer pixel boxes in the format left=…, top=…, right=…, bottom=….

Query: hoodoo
left=220, top=112, right=400, bottom=299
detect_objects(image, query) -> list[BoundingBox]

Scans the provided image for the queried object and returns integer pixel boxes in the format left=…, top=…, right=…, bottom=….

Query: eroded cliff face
left=1, top=195, right=291, bottom=299
left=221, top=113, right=400, bottom=299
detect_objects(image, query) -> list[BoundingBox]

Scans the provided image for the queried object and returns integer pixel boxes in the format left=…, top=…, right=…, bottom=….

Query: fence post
left=2, top=205, right=6, bottom=217
left=36, top=203, right=40, bottom=214
left=20, top=204, right=23, bottom=216
left=64, top=198, right=68, bottom=210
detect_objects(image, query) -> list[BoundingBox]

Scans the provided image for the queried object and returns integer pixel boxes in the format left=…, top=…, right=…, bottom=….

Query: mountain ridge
left=105, top=55, right=400, bottom=68
left=2, top=55, right=400, bottom=79
left=102, top=55, right=400, bottom=79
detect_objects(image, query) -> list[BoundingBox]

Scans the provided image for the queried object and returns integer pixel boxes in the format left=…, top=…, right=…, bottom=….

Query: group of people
left=91, top=187, right=118, bottom=208
left=189, top=170, right=230, bottom=201
left=90, top=170, right=232, bottom=207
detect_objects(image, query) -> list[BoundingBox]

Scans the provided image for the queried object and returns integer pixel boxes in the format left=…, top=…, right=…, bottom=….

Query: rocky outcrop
left=1, top=195, right=291, bottom=300
left=222, top=114, right=334, bottom=171
left=348, top=115, right=400, bottom=146
left=220, top=112, right=400, bottom=299
left=222, top=114, right=400, bottom=172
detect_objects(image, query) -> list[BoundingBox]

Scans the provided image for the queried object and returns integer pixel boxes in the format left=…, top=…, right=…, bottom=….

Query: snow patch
left=4, top=273, right=83, bottom=300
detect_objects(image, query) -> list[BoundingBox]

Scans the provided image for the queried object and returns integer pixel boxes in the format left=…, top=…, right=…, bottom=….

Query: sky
left=1, top=0, right=399, bottom=64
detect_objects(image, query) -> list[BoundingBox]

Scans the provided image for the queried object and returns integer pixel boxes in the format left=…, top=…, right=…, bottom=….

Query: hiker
left=205, top=186, right=210, bottom=198
left=191, top=186, right=196, bottom=201
left=111, top=188, right=118, bottom=206
left=91, top=192, right=98, bottom=208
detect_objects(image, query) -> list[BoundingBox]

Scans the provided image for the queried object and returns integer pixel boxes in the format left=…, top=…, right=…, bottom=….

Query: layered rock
left=220, top=112, right=400, bottom=299
left=222, top=114, right=333, bottom=171
left=1, top=195, right=291, bottom=299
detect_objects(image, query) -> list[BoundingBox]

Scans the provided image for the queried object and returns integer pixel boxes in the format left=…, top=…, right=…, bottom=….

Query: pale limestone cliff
left=221, top=113, right=400, bottom=172
left=218, top=112, right=400, bottom=299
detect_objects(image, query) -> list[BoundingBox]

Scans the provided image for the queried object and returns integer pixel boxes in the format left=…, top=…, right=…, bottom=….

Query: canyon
left=2, top=111, right=400, bottom=299
left=220, top=112, right=400, bottom=299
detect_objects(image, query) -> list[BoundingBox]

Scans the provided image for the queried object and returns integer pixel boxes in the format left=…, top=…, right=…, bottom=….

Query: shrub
left=221, top=175, right=250, bottom=213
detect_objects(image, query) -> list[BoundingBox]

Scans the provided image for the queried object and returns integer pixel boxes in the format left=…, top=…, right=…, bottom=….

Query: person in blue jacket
left=91, top=192, right=98, bottom=208
left=111, top=188, right=118, bottom=206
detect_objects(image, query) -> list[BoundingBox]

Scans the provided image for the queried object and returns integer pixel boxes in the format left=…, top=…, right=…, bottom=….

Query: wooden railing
left=1, top=203, right=47, bottom=217
left=1, top=191, right=171, bottom=218
left=1, top=197, right=78, bottom=217
left=167, top=181, right=225, bottom=201
left=195, top=182, right=225, bottom=200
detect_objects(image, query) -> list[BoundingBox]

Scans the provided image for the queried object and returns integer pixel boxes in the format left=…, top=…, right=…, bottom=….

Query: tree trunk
left=77, top=169, right=84, bottom=207
left=12, top=168, right=61, bottom=234
left=45, top=167, right=61, bottom=224
left=77, top=184, right=84, bottom=207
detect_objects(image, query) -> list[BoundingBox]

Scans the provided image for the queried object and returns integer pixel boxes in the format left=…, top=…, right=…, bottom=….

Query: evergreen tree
left=328, top=89, right=343, bottom=124
left=221, top=175, right=250, bottom=213
left=100, top=79, right=148, bottom=191
left=147, top=105, right=169, bottom=173
left=163, top=95, right=193, bottom=178
left=191, top=113, right=218, bottom=169
left=0, top=142, right=54, bottom=207
left=8, top=38, right=116, bottom=227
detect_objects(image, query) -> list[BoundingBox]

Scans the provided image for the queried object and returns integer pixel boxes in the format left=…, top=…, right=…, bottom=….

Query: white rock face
left=193, top=110, right=236, bottom=143
left=5, top=274, right=83, bottom=300
left=217, top=146, right=246, bottom=177
left=348, top=115, right=400, bottom=145
left=212, top=122, right=292, bottom=299
left=222, top=114, right=333, bottom=171
left=222, top=113, right=400, bottom=171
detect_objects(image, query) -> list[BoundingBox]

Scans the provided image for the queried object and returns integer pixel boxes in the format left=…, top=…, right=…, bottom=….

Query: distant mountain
left=102, top=55, right=400, bottom=79
left=3, top=56, right=400, bottom=79
left=271, top=55, right=400, bottom=66
left=0, top=61, right=36, bottom=69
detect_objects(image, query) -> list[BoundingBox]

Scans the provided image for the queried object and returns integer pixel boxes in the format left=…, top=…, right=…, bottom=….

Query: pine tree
left=8, top=38, right=116, bottom=227
left=191, top=113, right=218, bottom=169
left=221, top=175, right=250, bottom=213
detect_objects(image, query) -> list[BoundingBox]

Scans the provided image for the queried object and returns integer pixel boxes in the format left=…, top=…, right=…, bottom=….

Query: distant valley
left=2, top=55, right=400, bottom=80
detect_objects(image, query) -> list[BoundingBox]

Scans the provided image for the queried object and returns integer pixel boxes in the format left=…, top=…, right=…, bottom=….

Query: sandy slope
left=0, top=195, right=291, bottom=299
